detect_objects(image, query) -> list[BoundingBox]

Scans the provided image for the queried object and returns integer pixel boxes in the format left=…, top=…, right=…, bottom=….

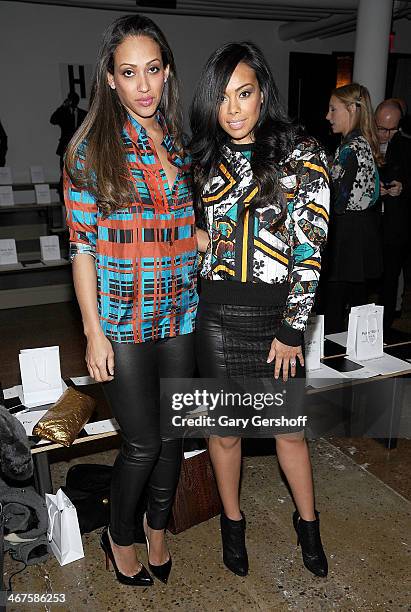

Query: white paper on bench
left=351, top=353, right=411, bottom=376
left=306, top=362, right=378, bottom=387
left=15, top=410, right=47, bottom=436
left=343, top=367, right=379, bottom=380
left=4, top=385, right=21, bottom=400
left=184, top=449, right=207, bottom=460
left=70, top=376, right=97, bottom=386
left=84, top=418, right=119, bottom=435
left=306, top=363, right=346, bottom=389
left=325, top=331, right=348, bottom=347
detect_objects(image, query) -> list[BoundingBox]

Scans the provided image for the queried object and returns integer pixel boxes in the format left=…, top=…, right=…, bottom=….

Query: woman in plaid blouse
left=64, top=15, right=198, bottom=587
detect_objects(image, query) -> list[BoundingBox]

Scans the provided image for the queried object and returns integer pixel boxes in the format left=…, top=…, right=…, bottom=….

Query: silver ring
left=290, top=360, right=296, bottom=367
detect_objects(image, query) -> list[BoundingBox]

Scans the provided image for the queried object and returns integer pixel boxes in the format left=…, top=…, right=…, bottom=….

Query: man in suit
left=50, top=92, right=87, bottom=198
left=375, top=99, right=411, bottom=331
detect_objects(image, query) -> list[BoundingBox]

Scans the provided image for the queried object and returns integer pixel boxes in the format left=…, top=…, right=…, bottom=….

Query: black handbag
left=62, top=464, right=146, bottom=541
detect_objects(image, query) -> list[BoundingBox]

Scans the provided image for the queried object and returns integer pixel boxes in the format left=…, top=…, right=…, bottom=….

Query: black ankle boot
left=293, top=510, right=328, bottom=577
left=220, top=511, right=249, bottom=576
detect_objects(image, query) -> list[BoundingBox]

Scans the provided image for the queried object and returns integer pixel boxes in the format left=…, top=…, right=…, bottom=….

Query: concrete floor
left=4, top=439, right=411, bottom=612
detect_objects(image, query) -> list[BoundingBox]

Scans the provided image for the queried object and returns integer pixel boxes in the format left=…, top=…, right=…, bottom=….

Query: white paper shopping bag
left=304, top=315, right=324, bottom=372
left=347, top=304, right=372, bottom=357
left=46, top=489, right=84, bottom=566
left=19, top=346, right=63, bottom=407
left=347, top=304, right=383, bottom=361
left=355, top=305, right=383, bottom=361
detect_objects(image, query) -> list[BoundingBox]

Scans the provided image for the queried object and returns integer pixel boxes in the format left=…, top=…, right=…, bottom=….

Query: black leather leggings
left=104, top=333, right=194, bottom=545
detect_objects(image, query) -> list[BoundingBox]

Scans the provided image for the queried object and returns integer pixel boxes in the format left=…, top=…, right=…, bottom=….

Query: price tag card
left=30, top=165, right=45, bottom=184
left=0, top=186, right=14, bottom=206
left=0, top=238, right=18, bottom=265
left=35, top=184, right=51, bottom=204
left=0, top=166, right=13, bottom=185
left=40, top=235, right=61, bottom=261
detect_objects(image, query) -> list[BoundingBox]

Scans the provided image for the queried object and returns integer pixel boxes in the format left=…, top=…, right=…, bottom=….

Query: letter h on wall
left=68, top=64, right=86, bottom=99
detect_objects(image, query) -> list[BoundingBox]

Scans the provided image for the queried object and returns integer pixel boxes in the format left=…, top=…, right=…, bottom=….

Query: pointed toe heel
left=100, top=527, right=153, bottom=587
left=293, top=510, right=328, bottom=578
left=144, top=514, right=172, bottom=584
left=148, top=556, right=172, bottom=584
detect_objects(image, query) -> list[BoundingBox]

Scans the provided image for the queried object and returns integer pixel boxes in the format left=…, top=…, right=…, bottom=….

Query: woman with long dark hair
left=64, top=15, right=198, bottom=586
left=323, top=83, right=382, bottom=333
left=190, top=42, right=330, bottom=578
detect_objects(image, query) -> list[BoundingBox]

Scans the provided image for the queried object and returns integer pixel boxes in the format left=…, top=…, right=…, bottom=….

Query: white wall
left=1, top=1, right=411, bottom=182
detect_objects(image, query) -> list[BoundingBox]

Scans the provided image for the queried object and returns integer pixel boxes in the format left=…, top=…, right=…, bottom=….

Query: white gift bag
left=347, top=304, right=383, bottom=361
left=19, top=346, right=63, bottom=407
left=304, top=315, right=324, bottom=372
left=46, top=489, right=84, bottom=566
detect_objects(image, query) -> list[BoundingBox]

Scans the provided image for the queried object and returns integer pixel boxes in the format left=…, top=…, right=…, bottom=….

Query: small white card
left=19, top=346, right=63, bottom=408
left=30, top=165, right=45, bottom=184
left=84, top=419, right=120, bottom=435
left=0, top=186, right=14, bottom=206
left=35, top=184, right=51, bottom=204
left=0, top=238, right=18, bottom=265
left=40, top=235, right=61, bottom=261
left=0, top=166, right=12, bottom=185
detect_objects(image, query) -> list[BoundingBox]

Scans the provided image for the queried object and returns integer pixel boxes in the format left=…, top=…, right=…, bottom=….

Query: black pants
left=323, top=281, right=368, bottom=335
left=103, top=333, right=194, bottom=545
left=381, top=240, right=408, bottom=330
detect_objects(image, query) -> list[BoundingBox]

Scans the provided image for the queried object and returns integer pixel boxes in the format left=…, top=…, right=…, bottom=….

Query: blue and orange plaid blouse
left=64, top=112, right=198, bottom=344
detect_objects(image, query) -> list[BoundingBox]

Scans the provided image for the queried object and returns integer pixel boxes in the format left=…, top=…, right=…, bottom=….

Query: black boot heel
left=100, top=527, right=153, bottom=587
left=220, top=511, right=249, bottom=576
left=293, top=510, right=328, bottom=577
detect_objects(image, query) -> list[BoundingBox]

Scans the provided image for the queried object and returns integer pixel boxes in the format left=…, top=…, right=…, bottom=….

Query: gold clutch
left=33, top=387, right=96, bottom=447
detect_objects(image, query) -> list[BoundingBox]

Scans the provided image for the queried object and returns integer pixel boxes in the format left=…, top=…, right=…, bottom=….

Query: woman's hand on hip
left=85, top=330, right=115, bottom=382
left=267, top=338, right=304, bottom=382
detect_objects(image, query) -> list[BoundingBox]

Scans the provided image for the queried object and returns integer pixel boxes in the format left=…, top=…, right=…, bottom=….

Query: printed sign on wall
left=59, top=63, right=93, bottom=104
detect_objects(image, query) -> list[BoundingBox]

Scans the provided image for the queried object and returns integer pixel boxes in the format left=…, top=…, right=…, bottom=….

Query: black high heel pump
left=143, top=514, right=172, bottom=584
left=100, top=527, right=153, bottom=587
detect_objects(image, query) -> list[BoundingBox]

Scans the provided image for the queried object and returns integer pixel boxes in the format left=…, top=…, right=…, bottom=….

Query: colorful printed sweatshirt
left=199, top=137, right=330, bottom=346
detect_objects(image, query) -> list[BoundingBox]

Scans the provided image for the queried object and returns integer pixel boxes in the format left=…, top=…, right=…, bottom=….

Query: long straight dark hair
left=189, top=41, right=302, bottom=216
left=65, top=14, right=183, bottom=216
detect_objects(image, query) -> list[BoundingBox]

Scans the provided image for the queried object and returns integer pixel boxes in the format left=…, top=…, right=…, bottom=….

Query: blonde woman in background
left=323, top=83, right=383, bottom=333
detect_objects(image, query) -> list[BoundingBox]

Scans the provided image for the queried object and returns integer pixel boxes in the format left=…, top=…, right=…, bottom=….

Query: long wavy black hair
left=65, top=14, right=183, bottom=217
left=189, top=41, right=302, bottom=218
